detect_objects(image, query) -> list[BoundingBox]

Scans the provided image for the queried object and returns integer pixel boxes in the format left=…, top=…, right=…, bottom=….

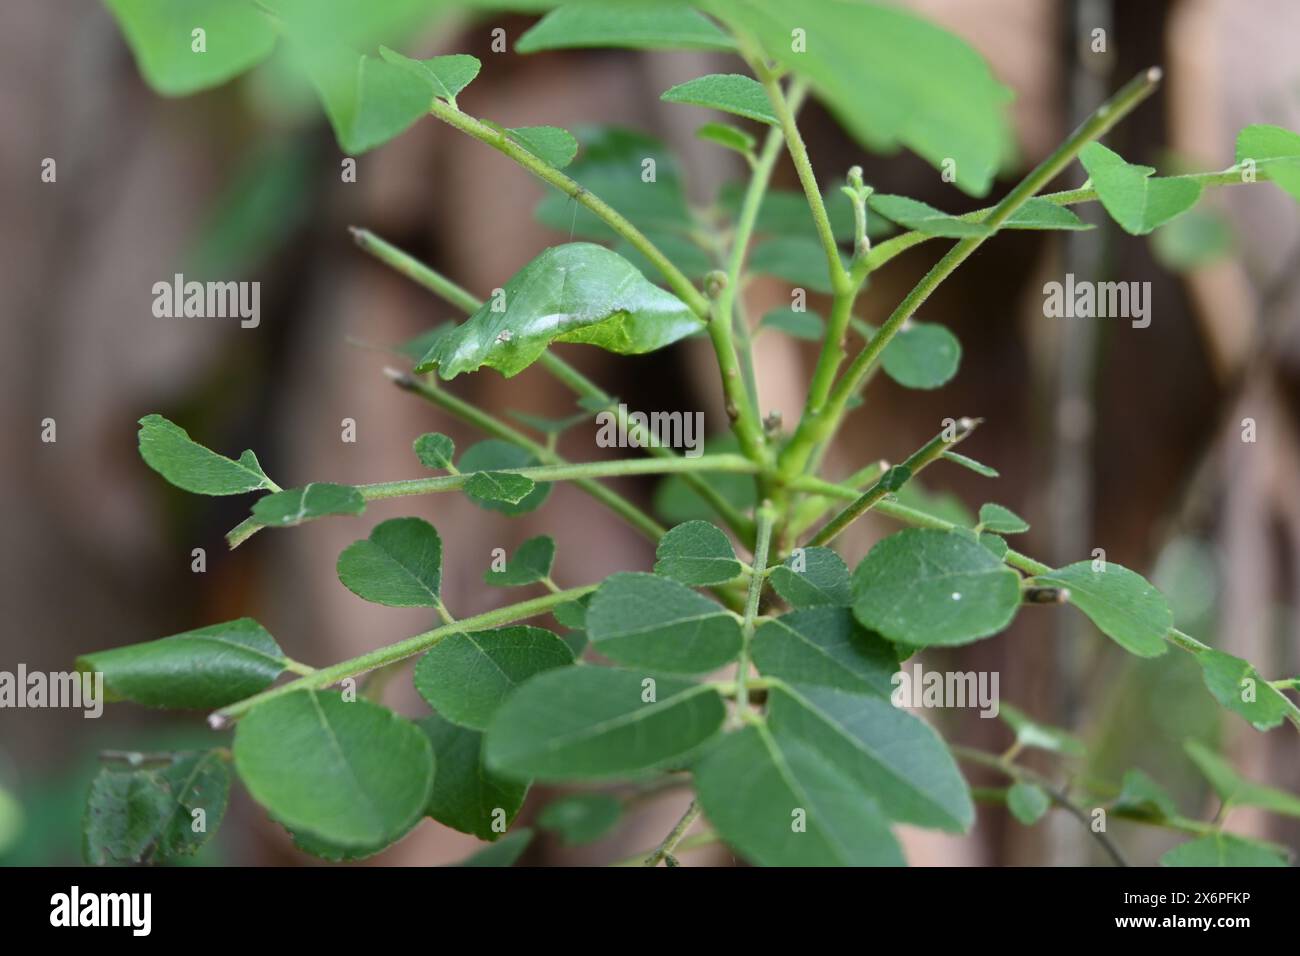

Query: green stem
left=863, top=167, right=1266, bottom=275
left=642, top=799, right=702, bottom=867
left=951, top=745, right=1128, bottom=865
left=357, top=453, right=758, bottom=502
left=807, top=417, right=980, bottom=547
left=212, top=585, right=596, bottom=724
left=388, top=369, right=666, bottom=542
left=426, top=99, right=710, bottom=319
left=779, top=67, right=1164, bottom=481
left=735, top=503, right=776, bottom=722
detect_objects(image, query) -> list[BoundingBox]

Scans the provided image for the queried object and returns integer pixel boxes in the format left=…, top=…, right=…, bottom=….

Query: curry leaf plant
left=87, top=0, right=1300, bottom=868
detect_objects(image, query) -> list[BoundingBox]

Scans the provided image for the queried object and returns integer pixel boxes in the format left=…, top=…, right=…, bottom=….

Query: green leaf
left=535, top=127, right=691, bottom=239
left=852, top=529, right=1021, bottom=647
left=768, top=683, right=973, bottom=832
left=1184, top=740, right=1300, bottom=817
left=517, top=1, right=735, bottom=52
left=484, top=667, right=726, bottom=780
left=420, top=713, right=528, bottom=841
left=693, top=724, right=904, bottom=866
left=1114, top=769, right=1180, bottom=821
left=251, top=482, right=365, bottom=527
left=979, top=532, right=1009, bottom=559
left=1195, top=648, right=1293, bottom=732
left=868, top=194, right=990, bottom=238
left=977, top=503, right=1029, bottom=535
left=942, top=451, right=998, bottom=478
left=653, top=521, right=743, bottom=586
left=458, top=441, right=552, bottom=516
left=695, top=121, right=755, bottom=155
left=507, top=125, right=579, bottom=169
left=464, top=471, right=537, bottom=506
left=417, top=243, right=699, bottom=380
left=661, top=73, right=776, bottom=124
left=415, top=625, right=574, bottom=730
left=337, top=517, right=442, bottom=607
left=1032, top=561, right=1171, bottom=658
left=291, top=42, right=434, bottom=155
left=553, top=594, right=591, bottom=630
left=537, top=792, right=623, bottom=845
left=749, top=236, right=846, bottom=294
left=879, top=322, right=961, bottom=390
left=233, top=691, right=435, bottom=848
left=586, top=572, right=743, bottom=673
left=456, top=827, right=534, bottom=866
left=759, top=308, right=824, bottom=341
left=1161, top=833, right=1288, bottom=868
left=1151, top=209, right=1233, bottom=271
left=1006, top=782, right=1050, bottom=825
left=753, top=607, right=897, bottom=697
left=998, top=703, right=1085, bottom=757
left=84, top=751, right=230, bottom=864
left=769, top=547, right=852, bottom=608
left=413, top=432, right=456, bottom=470
left=378, top=48, right=480, bottom=105
left=138, top=414, right=275, bottom=496
left=104, top=0, right=277, bottom=96
left=709, top=0, right=1013, bottom=196
left=288, top=822, right=416, bottom=862
left=1235, top=124, right=1300, bottom=203
left=1002, top=199, right=1091, bottom=230
left=484, top=536, right=556, bottom=587
left=1079, top=142, right=1203, bottom=235
left=77, top=618, right=286, bottom=710
left=83, top=768, right=171, bottom=865
left=508, top=409, right=591, bottom=436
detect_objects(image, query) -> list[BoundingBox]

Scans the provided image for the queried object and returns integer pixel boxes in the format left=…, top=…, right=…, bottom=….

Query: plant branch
left=778, top=67, right=1165, bottom=481
left=642, top=799, right=703, bottom=867
left=211, top=585, right=596, bottom=724
left=351, top=228, right=755, bottom=544
left=807, top=417, right=980, bottom=547
left=735, top=503, right=777, bottom=723
left=426, top=99, right=710, bottom=319
left=951, top=745, right=1129, bottom=866
left=356, top=453, right=758, bottom=502
left=387, top=369, right=665, bottom=541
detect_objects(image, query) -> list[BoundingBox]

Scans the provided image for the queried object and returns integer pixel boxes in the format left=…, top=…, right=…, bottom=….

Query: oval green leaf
left=337, top=517, right=443, bottom=607
left=233, top=691, right=434, bottom=848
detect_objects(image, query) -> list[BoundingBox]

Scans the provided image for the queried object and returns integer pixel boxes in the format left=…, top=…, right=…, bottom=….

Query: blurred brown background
left=1, top=0, right=1297, bottom=866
